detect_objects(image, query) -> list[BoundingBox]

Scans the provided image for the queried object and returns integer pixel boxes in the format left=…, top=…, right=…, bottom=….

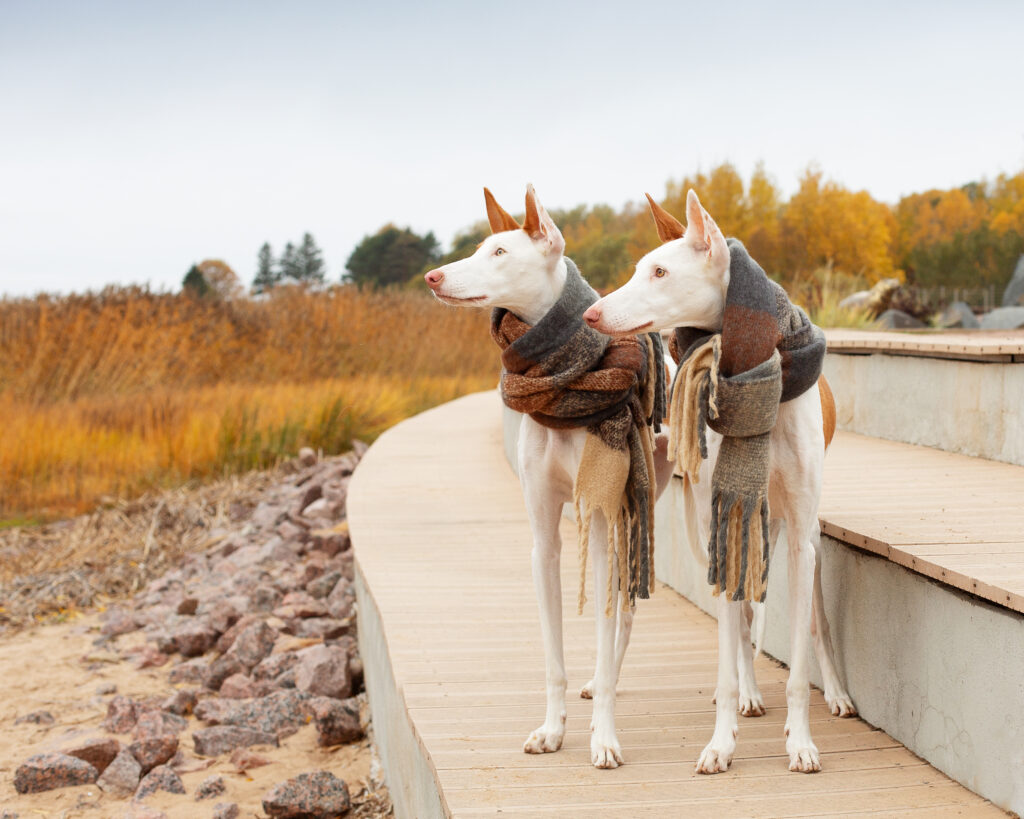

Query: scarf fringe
left=708, top=490, right=771, bottom=602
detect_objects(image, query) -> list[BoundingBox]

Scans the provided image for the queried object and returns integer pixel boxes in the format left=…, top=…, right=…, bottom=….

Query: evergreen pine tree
left=279, top=242, right=299, bottom=281
left=295, top=232, right=326, bottom=283
left=182, top=264, right=210, bottom=297
left=253, top=242, right=278, bottom=293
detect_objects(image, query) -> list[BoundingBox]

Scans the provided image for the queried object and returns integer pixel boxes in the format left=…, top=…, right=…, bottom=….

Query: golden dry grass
left=0, top=285, right=497, bottom=521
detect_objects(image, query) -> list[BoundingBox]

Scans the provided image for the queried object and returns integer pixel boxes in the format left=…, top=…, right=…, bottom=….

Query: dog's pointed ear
left=483, top=187, right=520, bottom=234
left=645, top=193, right=686, bottom=243
left=684, top=189, right=723, bottom=257
left=523, top=184, right=565, bottom=256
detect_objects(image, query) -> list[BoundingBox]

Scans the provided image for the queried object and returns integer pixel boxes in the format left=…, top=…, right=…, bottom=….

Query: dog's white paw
left=787, top=742, right=821, bottom=773
left=695, top=737, right=735, bottom=774
left=825, top=691, right=857, bottom=718
left=738, top=691, right=766, bottom=717
left=580, top=679, right=594, bottom=699
left=523, top=723, right=564, bottom=754
left=590, top=734, right=623, bottom=769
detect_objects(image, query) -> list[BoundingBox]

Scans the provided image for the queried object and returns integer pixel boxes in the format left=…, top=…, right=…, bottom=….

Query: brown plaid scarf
left=491, top=259, right=666, bottom=615
left=668, top=239, right=825, bottom=602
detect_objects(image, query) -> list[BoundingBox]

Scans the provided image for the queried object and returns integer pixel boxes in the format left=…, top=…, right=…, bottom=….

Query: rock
left=838, top=290, right=871, bottom=311
left=103, top=695, right=139, bottom=733
left=213, top=804, right=240, bottom=819
left=128, top=735, right=179, bottom=774
left=262, top=770, right=351, bottom=818
left=204, top=653, right=246, bottom=691
left=298, top=447, right=317, bottom=467
left=351, top=440, right=368, bottom=458
left=253, top=651, right=300, bottom=682
left=195, top=690, right=312, bottom=738
left=97, top=748, right=142, bottom=797
left=232, top=620, right=278, bottom=669
left=296, top=484, right=323, bottom=515
left=289, top=617, right=351, bottom=640
left=310, top=529, right=350, bottom=558
left=326, top=578, right=354, bottom=619
left=980, top=305, right=1024, bottom=330
left=229, top=747, right=274, bottom=772
left=168, top=656, right=210, bottom=684
left=295, top=644, right=351, bottom=699
left=306, top=570, right=343, bottom=600
left=193, top=725, right=280, bottom=756
left=135, top=764, right=185, bottom=799
left=309, top=697, right=364, bottom=746
left=176, top=597, right=199, bottom=615
left=206, top=599, right=241, bottom=634
left=220, top=673, right=269, bottom=699
left=132, top=709, right=188, bottom=739
left=275, top=592, right=328, bottom=620
left=134, top=645, right=170, bottom=669
left=217, top=613, right=263, bottom=654
left=874, top=309, right=925, bottom=329
left=195, top=774, right=227, bottom=800
left=277, top=520, right=309, bottom=544
left=14, top=753, right=98, bottom=793
left=162, top=688, right=198, bottom=716
left=173, top=621, right=218, bottom=657
left=64, top=737, right=120, bottom=773
left=1001, top=255, right=1024, bottom=306
left=936, top=300, right=981, bottom=329
left=15, top=710, right=55, bottom=726
left=96, top=682, right=118, bottom=695
left=101, top=609, right=140, bottom=637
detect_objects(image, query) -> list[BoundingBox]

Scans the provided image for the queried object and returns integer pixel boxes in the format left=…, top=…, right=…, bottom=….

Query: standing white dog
left=583, top=190, right=856, bottom=774
left=425, top=185, right=675, bottom=769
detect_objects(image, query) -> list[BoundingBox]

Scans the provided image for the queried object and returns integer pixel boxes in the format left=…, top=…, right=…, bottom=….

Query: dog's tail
left=682, top=473, right=707, bottom=566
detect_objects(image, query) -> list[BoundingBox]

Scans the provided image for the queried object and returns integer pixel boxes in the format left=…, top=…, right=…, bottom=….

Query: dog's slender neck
left=510, top=256, right=569, bottom=326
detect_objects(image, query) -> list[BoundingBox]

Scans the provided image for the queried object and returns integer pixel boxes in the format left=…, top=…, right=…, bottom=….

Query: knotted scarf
left=491, top=259, right=667, bottom=615
left=668, top=239, right=825, bottom=602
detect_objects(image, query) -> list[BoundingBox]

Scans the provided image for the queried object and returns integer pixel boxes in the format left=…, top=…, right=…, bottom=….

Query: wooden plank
left=825, top=328, right=1024, bottom=361
left=348, top=391, right=1003, bottom=817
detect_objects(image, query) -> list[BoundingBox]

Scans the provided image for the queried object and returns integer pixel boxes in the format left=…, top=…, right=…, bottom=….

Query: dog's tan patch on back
left=819, top=374, right=836, bottom=450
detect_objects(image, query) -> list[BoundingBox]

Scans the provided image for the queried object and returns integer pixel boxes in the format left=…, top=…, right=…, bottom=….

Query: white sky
left=2, top=0, right=1022, bottom=297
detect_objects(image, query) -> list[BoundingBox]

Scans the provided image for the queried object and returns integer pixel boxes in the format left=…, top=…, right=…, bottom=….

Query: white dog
left=425, top=185, right=676, bottom=769
left=582, top=189, right=856, bottom=774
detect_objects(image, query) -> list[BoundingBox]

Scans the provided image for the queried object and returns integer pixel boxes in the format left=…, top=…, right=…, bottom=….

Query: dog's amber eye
left=654, top=267, right=667, bottom=278
left=495, top=248, right=506, bottom=256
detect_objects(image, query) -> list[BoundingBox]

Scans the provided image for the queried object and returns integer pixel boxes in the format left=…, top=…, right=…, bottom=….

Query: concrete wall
left=355, top=564, right=449, bottom=819
left=503, top=408, right=1024, bottom=815
left=825, top=352, right=1024, bottom=466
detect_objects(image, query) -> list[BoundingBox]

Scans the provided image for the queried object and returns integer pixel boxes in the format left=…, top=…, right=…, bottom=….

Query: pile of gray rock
left=11, top=444, right=377, bottom=819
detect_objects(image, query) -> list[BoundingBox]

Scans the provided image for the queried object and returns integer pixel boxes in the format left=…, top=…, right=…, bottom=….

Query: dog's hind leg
left=696, top=596, right=741, bottom=773
left=737, top=601, right=765, bottom=717
left=810, top=521, right=856, bottom=717
left=783, top=513, right=821, bottom=773
left=588, top=511, right=624, bottom=768
left=580, top=602, right=634, bottom=700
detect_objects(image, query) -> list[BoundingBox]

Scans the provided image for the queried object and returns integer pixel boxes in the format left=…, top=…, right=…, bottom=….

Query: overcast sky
left=2, top=0, right=1022, bottom=297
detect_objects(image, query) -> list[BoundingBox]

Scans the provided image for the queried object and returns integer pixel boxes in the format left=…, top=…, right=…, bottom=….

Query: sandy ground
left=0, top=613, right=378, bottom=818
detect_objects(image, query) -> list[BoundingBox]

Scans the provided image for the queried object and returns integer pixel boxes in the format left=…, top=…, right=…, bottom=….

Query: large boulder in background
left=1001, top=255, right=1024, bottom=307
left=875, top=309, right=926, bottom=329
left=980, top=306, right=1024, bottom=330
left=936, top=301, right=980, bottom=329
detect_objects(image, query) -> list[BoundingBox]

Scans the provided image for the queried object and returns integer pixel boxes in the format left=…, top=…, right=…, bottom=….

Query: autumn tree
left=253, top=242, right=279, bottom=293
left=345, top=225, right=440, bottom=288
left=197, top=259, right=245, bottom=300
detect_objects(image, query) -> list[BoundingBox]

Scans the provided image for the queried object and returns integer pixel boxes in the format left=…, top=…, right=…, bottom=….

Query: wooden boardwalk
left=349, top=391, right=1004, bottom=817
left=825, top=328, right=1024, bottom=362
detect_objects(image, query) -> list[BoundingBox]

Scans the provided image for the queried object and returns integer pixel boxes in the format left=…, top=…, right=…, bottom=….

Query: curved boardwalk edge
left=349, top=391, right=1005, bottom=818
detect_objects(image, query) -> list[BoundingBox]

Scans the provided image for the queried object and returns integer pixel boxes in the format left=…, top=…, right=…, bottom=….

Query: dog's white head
left=424, top=185, right=566, bottom=325
left=583, top=190, right=731, bottom=335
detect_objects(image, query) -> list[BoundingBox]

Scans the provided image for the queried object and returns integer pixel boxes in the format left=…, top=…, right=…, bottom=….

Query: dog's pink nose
left=583, top=305, right=602, bottom=326
left=424, top=269, right=445, bottom=289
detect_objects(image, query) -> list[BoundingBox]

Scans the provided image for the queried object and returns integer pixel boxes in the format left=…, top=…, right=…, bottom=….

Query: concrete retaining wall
left=825, top=352, right=1024, bottom=466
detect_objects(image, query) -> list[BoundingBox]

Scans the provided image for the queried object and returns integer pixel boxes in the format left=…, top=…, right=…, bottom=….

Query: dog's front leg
left=520, top=469, right=568, bottom=756
left=784, top=523, right=821, bottom=772
left=696, top=596, right=741, bottom=773
left=588, top=511, right=623, bottom=769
